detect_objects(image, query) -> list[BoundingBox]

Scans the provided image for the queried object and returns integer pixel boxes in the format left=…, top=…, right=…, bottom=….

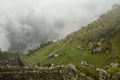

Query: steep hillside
left=24, top=4, right=120, bottom=68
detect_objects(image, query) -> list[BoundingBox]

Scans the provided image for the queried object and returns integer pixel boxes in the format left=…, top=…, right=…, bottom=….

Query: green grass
left=113, top=33, right=120, bottom=63
left=24, top=39, right=114, bottom=68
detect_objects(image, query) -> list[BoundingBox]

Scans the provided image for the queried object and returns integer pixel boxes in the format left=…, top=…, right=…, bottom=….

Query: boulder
left=110, top=63, right=120, bottom=67
left=80, top=61, right=88, bottom=66
left=96, top=68, right=110, bottom=80
left=113, top=71, right=120, bottom=80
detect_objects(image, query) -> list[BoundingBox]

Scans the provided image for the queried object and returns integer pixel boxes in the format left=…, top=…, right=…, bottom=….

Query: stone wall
left=0, top=62, right=120, bottom=80
left=0, top=69, right=64, bottom=80
left=0, top=52, right=26, bottom=67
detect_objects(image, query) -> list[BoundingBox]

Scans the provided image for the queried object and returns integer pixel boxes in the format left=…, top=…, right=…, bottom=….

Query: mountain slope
left=24, top=4, right=120, bottom=68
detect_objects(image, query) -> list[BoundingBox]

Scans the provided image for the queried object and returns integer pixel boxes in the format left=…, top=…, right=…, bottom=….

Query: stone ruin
left=0, top=51, right=26, bottom=67
left=0, top=53, right=120, bottom=80
left=0, top=62, right=120, bottom=80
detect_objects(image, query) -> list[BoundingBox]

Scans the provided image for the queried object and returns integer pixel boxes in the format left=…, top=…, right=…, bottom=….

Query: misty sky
left=0, top=0, right=120, bottom=51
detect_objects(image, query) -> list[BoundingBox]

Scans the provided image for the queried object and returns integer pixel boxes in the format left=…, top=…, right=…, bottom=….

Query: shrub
left=107, top=67, right=120, bottom=75
left=76, top=64, right=99, bottom=80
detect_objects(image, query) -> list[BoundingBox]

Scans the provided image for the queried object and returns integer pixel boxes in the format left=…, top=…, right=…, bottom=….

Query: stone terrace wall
left=0, top=69, right=64, bottom=80
left=0, top=62, right=120, bottom=80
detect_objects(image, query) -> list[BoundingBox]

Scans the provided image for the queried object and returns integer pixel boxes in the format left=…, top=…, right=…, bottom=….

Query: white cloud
left=0, top=0, right=119, bottom=51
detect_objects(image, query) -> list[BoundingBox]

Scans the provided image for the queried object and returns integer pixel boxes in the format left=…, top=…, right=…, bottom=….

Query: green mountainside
left=24, top=4, right=120, bottom=68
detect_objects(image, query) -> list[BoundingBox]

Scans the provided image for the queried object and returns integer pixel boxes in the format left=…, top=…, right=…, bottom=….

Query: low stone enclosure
left=0, top=62, right=120, bottom=80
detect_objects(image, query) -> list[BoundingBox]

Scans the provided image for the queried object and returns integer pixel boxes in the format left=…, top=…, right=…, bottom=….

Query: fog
left=0, top=0, right=120, bottom=51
